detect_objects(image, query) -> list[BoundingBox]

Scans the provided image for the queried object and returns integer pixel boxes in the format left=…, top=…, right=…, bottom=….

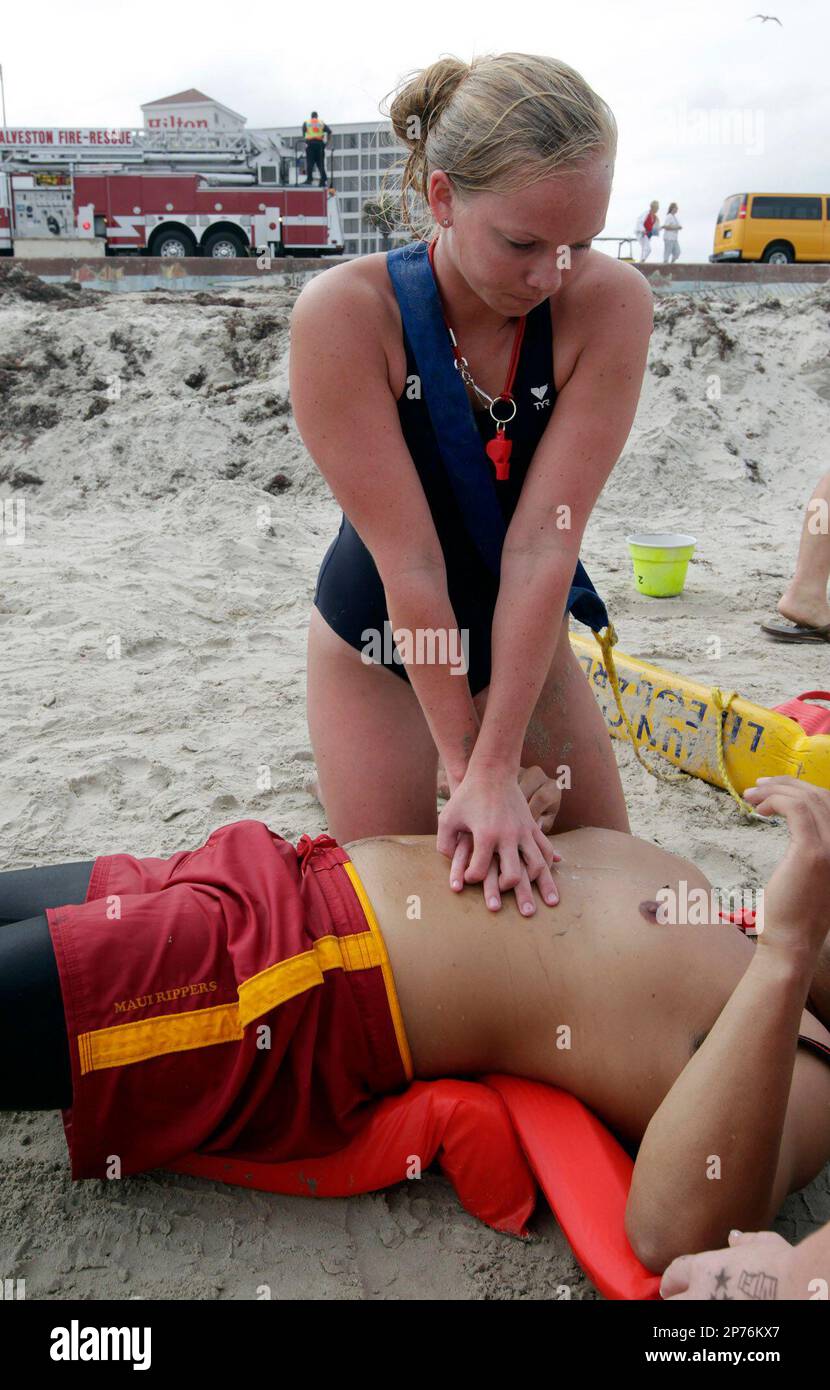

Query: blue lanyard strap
left=385, top=240, right=609, bottom=635
left=386, top=239, right=506, bottom=578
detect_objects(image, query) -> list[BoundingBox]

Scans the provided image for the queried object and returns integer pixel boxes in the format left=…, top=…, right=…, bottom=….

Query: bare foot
left=776, top=590, right=830, bottom=630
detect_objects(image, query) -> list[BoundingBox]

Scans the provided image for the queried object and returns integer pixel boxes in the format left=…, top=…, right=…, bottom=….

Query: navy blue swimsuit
left=313, top=261, right=608, bottom=698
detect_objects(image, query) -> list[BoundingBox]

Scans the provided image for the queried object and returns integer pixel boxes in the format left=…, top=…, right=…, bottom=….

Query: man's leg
left=308, top=144, right=322, bottom=184
left=0, top=860, right=94, bottom=926
left=775, top=470, right=830, bottom=631
left=0, top=863, right=86, bottom=1107
left=0, top=915, right=72, bottom=1109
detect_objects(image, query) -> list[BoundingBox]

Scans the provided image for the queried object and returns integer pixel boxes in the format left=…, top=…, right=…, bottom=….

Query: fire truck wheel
left=202, top=230, right=247, bottom=259
left=149, top=228, right=197, bottom=258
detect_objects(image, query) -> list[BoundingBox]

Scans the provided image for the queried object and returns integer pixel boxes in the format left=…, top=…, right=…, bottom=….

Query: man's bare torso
left=345, top=828, right=827, bottom=1145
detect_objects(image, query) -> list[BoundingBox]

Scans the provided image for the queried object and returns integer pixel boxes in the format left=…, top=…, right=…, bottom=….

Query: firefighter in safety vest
left=302, top=111, right=332, bottom=187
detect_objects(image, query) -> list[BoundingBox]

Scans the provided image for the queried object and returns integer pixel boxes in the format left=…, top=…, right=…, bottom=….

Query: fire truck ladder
left=0, top=128, right=288, bottom=174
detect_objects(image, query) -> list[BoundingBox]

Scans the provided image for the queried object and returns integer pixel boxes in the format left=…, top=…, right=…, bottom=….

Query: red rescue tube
left=483, top=1075, right=661, bottom=1301
left=170, top=1075, right=663, bottom=1298
left=167, top=1078, right=537, bottom=1237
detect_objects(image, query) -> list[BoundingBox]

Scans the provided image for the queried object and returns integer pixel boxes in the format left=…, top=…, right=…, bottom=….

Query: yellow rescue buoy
left=570, top=631, right=830, bottom=812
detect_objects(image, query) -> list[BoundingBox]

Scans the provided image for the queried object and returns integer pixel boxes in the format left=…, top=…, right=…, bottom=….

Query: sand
left=1, top=260, right=830, bottom=1300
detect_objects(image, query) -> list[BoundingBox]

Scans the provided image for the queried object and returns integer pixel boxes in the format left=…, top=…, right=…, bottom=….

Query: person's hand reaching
left=743, top=775, right=830, bottom=965
left=661, top=1230, right=799, bottom=1301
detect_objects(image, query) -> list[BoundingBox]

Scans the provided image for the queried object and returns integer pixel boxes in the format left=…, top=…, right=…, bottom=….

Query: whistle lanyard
left=427, top=233, right=526, bottom=481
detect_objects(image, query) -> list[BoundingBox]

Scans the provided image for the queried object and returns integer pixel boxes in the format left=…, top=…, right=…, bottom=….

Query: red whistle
left=486, top=432, right=513, bottom=481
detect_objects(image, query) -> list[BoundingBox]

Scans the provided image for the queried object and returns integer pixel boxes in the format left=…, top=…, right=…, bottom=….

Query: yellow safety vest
left=305, top=118, right=325, bottom=140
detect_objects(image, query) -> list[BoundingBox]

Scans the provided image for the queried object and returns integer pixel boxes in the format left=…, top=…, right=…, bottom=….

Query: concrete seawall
left=3, top=253, right=829, bottom=297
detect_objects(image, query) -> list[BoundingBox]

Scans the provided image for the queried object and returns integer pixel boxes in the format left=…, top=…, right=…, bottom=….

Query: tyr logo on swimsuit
left=530, top=385, right=550, bottom=410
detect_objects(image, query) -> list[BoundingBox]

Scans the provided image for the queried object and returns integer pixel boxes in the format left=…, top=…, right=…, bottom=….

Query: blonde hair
left=379, top=52, right=617, bottom=240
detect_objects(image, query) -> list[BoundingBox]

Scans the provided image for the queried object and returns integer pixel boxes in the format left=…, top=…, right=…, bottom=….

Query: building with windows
left=258, top=120, right=412, bottom=255
left=141, top=89, right=247, bottom=134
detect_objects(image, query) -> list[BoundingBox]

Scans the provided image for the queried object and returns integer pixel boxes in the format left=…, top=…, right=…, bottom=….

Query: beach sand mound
left=0, top=259, right=100, bottom=307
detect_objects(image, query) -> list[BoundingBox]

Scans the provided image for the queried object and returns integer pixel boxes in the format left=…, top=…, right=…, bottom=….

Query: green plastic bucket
left=626, top=532, right=697, bottom=598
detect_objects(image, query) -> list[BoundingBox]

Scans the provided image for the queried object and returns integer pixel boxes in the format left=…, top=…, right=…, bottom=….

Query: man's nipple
left=639, top=886, right=671, bottom=923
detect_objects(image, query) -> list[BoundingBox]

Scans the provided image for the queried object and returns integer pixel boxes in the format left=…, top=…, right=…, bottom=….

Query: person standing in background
left=761, top=470, right=830, bottom=643
left=635, top=200, right=660, bottom=261
left=303, top=111, right=332, bottom=186
left=662, top=202, right=681, bottom=262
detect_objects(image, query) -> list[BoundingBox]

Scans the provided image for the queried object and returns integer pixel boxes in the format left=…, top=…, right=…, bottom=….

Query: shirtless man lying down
left=1, top=772, right=829, bottom=1275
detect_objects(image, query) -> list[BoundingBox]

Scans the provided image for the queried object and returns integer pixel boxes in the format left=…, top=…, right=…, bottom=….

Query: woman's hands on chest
left=437, top=762, right=563, bottom=915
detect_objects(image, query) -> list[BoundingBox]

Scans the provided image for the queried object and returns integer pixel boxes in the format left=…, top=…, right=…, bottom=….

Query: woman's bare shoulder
left=564, top=249, right=653, bottom=322
left=292, top=250, right=396, bottom=319
left=290, top=252, right=403, bottom=386
left=548, top=250, right=653, bottom=387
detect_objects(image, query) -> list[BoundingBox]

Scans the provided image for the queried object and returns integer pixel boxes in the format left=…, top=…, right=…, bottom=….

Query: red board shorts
left=45, top=823, right=414, bottom=1180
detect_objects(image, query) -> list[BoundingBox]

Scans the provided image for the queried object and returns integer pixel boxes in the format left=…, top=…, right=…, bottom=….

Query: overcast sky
left=2, top=0, right=828, bottom=261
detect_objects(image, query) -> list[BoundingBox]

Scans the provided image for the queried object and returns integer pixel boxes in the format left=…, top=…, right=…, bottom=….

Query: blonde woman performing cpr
left=291, top=53, right=653, bottom=917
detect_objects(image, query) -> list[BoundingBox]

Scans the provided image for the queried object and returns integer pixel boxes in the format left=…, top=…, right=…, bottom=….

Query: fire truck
left=0, top=126, right=344, bottom=258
